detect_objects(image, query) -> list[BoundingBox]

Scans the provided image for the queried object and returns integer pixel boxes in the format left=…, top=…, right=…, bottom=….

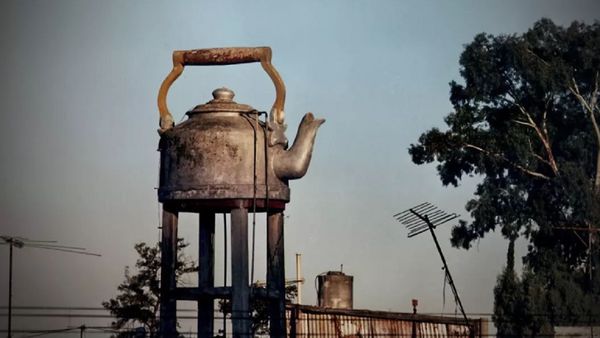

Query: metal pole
left=7, top=242, right=12, bottom=338
left=411, top=299, right=417, bottom=338
left=160, top=204, right=179, bottom=338
left=296, top=253, right=302, bottom=305
left=267, top=211, right=286, bottom=338
left=198, top=212, right=215, bottom=338
left=223, top=213, right=228, bottom=338
left=409, top=210, right=472, bottom=335
left=231, top=206, right=250, bottom=338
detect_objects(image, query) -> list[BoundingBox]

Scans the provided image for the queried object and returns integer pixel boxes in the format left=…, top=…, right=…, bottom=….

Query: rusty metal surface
left=157, top=46, right=325, bottom=206
left=180, top=47, right=267, bottom=65
left=158, top=88, right=323, bottom=205
left=159, top=88, right=282, bottom=202
left=158, top=184, right=290, bottom=203
left=317, top=271, right=354, bottom=309
left=165, top=199, right=287, bottom=213
left=286, top=305, right=479, bottom=337
left=191, top=87, right=254, bottom=113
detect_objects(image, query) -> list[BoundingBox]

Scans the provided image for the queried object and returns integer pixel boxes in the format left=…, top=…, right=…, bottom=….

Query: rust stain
left=286, top=305, right=480, bottom=337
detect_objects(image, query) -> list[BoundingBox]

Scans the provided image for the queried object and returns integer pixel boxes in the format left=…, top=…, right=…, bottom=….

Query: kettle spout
left=273, top=112, right=325, bottom=180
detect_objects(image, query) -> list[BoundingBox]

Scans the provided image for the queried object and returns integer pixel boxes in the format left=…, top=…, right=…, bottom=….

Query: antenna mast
left=394, top=203, right=473, bottom=337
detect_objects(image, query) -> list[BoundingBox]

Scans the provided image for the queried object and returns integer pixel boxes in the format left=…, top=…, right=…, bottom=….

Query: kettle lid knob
left=211, top=87, right=235, bottom=102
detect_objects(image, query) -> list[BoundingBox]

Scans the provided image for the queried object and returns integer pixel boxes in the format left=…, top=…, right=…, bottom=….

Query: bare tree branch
left=512, top=119, right=534, bottom=128
left=525, top=47, right=550, bottom=67
left=463, top=142, right=550, bottom=180
left=514, top=103, right=559, bottom=175
left=542, top=96, right=552, bottom=144
left=502, top=51, right=559, bottom=176
left=569, top=75, right=600, bottom=192
left=528, top=139, right=553, bottom=167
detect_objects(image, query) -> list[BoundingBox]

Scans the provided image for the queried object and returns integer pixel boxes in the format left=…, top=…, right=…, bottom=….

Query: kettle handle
left=157, top=47, right=286, bottom=132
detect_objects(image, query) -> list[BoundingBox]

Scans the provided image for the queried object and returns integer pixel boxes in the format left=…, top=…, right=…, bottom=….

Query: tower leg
left=198, top=212, right=215, bottom=338
left=267, top=211, right=286, bottom=338
left=160, top=204, right=179, bottom=338
left=231, top=206, right=251, bottom=337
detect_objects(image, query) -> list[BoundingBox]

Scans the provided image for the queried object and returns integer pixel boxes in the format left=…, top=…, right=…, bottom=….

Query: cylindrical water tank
left=317, top=271, right=353, bottom=309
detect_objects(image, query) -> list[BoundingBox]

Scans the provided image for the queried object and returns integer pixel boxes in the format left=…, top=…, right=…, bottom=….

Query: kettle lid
left=188, top=87, right=255, bottom=115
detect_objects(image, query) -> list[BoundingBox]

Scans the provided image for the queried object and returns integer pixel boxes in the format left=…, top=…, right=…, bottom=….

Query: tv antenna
left=0, top=235, right=101, bottom=338
left=393, top=202, right=473, bottom=337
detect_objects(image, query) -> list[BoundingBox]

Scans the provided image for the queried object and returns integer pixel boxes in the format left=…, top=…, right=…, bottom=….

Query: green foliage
left=493, top=240, right=554, bottom=337
left=103, top=240, right=197, bottom=338
left=409, top=18, right=600, bottom=330
left=493, top=240, right=524, bottom=337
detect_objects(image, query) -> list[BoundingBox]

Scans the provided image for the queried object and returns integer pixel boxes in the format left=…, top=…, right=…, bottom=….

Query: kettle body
left=156, top=47, right=324, bottom=210
left=158, top=88, right=289, bottom=204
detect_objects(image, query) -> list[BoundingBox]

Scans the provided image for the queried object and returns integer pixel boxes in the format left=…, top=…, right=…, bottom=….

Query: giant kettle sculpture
left=155, top=47, right=324, bottom=338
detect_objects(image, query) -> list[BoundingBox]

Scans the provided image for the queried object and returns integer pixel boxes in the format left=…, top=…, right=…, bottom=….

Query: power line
left=1, top=236, right=101, bottom=338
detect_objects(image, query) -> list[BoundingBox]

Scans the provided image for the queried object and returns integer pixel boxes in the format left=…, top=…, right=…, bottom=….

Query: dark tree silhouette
left=409, top=19, right=600, bottom=333
left=103, top=240, right=196, bottom=338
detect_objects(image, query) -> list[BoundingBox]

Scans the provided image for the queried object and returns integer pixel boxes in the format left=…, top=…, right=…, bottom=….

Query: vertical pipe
left=223, top=213, right=228, bottom=338
left=8, top=242, right=12, bottom=338
left=198, top=212, right=215, bottom=338
left=231, top=206, right=250, bottom=337
left=160, top=204, right=179, bottom=338
left=296, top=253, right=302, bottom=305
left=289, top=306, right=297, bottom=338
left=267, top=211, right=286, bottom=338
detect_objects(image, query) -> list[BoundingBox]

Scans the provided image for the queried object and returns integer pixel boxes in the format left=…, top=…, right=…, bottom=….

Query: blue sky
left=1, top=0, right=599, bottom=334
